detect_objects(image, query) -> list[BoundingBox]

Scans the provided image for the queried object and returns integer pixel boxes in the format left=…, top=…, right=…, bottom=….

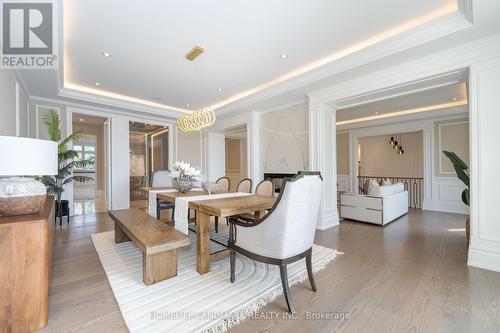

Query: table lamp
left=0, top=136, right=58, bottom=216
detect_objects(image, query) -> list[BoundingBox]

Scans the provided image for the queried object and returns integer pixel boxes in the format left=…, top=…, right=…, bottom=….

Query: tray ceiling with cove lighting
left=62, top=0, right=462, bottom=115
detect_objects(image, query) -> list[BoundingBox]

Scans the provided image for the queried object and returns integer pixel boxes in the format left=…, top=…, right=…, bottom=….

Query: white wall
left=205, top=110, right=260, bottom=186
left=0, top=70, right=27, bottom=137
left=260, top=101, right=309, bottom=173
left=29, top=99, right=67, bottom=140
left=0, top=71, right=17, bottom=136
left=18, top=87, right=29, bottom=137
left=359, top=131, right=424, bottom=178
left=468, top=57, right=500, bottom=273
left=435, top=118, right=469, bottom=176
left=176, top=130, right=204, bottom=174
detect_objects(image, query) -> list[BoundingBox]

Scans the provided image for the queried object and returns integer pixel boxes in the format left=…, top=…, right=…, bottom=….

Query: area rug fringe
left=201, top=250, right=343, bottom=333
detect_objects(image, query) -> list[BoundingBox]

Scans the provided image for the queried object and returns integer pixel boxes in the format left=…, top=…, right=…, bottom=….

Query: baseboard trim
left=468, top=247, right=500, bottom=273
left=316, top=212, right=340, bottom=230
left=423, top=200, right=469, bottom=215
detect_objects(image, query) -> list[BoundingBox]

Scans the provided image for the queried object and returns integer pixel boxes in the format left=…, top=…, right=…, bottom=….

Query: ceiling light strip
left=336, top=100, right=468, bottom=126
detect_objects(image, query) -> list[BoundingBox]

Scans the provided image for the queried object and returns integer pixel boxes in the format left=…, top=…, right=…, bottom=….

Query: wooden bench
left=108, top=208, right=190, bottom=285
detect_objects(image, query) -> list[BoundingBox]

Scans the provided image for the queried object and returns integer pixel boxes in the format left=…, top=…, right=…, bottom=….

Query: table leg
left=114, top=222, right=130, bottom=243
left=254, top=210, right=266, bottom=220
left=196, top=211, right=211, bottom=274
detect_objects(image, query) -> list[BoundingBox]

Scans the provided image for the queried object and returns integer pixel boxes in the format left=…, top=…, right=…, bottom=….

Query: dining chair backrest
left=255, top=179, right=273, bottom=197
left=152, top=170, right=172, bottom=187
left=216, top=177, right=230, bottom=192
left=235, top=172, right=322, bottom=259
left=236, top=178, right=252, bottom=193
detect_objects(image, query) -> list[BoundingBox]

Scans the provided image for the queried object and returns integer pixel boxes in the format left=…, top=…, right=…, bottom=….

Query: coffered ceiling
left=61, top=0, right=460, bottom=114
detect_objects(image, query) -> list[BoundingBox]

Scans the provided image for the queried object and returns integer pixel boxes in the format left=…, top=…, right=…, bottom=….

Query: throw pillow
left=363, top=179, right=370, bottom=194
left=367, top=179, right=380, bottom=196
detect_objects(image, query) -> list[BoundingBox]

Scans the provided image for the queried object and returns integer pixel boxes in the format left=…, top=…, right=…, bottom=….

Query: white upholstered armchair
left=228, top=172, right=323, bottom=312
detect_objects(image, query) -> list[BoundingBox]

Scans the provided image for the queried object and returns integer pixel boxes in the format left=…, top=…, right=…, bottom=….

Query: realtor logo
left=1, top=0, right=58, bottom=69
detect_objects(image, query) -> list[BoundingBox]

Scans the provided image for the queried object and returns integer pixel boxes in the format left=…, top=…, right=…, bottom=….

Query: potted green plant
left=41, top=110, right=93, bottom=224
left=443, top=150, right=470, bottom=241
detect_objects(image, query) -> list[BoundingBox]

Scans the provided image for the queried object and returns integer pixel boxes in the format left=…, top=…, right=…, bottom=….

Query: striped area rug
left=91, top=224, right=341, bottom=333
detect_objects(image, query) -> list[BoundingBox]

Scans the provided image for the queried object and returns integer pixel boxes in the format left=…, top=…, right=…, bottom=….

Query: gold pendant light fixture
left=177, top=107, right=216, bottom=132
left=176, top=45, right=217, bottom=132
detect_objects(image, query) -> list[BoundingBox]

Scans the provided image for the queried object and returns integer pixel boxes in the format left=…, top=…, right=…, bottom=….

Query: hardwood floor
left=41, top=209, right=500, bottom=333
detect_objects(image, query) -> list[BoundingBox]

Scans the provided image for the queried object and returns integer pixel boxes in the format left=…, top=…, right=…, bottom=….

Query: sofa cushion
left=378, top=182, right=405, bottom=196
left=380, top=178, right=392, bottom=186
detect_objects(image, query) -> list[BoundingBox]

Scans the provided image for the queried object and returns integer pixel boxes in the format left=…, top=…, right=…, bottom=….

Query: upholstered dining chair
left=213, top=176, right=231, bottom=233
left=152, top=170, right=175, bottom=221
left=215, top=176, right=230, bottom=192
left=236, top=178, right=253, bottom=193
left=255, top=179, right=273, bottom=197
left=228, top=172, right=323, bottom=313
left=235, top=179, right=274, bottom=222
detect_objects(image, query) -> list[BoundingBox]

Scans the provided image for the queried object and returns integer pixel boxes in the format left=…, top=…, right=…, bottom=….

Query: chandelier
left=389, top=135, right=405, bottom=154
left=176, top=107, right=216, bottom=132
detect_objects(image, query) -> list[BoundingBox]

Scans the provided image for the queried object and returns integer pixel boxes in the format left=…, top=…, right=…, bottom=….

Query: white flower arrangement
left=169, top=161, right=201, bottom=182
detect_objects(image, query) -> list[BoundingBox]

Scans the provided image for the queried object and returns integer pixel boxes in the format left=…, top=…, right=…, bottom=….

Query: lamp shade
left=0, top=136, right=58, bottom=176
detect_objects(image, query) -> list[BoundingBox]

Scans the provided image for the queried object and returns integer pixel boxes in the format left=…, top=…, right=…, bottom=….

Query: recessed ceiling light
left=280, top=54, right=288, bottom=59
left=375, top=112, right=379, bottom=115
left=79, top=118, right=84, bottom=122
left=95, top=82, right=100, bottom=86
left=217, top=88, right=223, bottom=92
left=452, top=97, right=457, bottom=101
left=186, top=103, right=191, bottom=107
left=102, top=52, right=111, bottom=57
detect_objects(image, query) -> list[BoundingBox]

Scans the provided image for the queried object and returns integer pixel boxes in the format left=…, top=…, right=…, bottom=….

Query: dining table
left=143, top=188, right=276, bottom=275
left=189, top=195, right=276, bottom=274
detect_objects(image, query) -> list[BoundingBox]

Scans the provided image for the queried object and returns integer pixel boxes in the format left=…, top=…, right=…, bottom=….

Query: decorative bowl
left=201, top=182, right=221, bottom=195
left=172, top=179, right=194, bottom=193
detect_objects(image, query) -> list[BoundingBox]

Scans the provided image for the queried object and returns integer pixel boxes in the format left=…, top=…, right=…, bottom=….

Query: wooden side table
left=0, top=196, right=54, bottom=333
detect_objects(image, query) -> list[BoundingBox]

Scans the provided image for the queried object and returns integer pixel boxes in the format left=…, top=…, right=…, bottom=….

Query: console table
left=0, top=196, right=54, bottom=333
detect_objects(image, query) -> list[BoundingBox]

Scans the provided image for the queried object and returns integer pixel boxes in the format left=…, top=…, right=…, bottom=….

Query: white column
left=248, top=111, right=261, bottom=186
left=206, top=131, right=226, bottom=181
left=468, top=57, right=500, bottom=272
left=309, top=98, right=339, bottom=230
left=110, top=116, right=130, bottom=210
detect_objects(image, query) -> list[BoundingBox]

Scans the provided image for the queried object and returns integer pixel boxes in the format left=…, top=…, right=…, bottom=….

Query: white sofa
left=340, top=183, right=408, bottom=226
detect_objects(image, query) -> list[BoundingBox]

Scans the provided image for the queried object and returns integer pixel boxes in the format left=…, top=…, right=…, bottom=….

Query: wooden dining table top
left=189, top=195, right=276, bottom=218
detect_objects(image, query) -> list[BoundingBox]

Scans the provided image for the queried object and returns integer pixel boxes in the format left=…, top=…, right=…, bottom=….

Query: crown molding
left=333, top=69, right=467, bottom=110
left=29, top=95, right=175, bottom=123
left=308, top=33, right=500, bottom=104
left=58, top=87, right=183, bottom=119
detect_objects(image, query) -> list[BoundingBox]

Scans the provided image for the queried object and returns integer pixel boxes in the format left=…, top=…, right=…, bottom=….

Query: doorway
left=72, top=114, right=108, bottom=215
left=224, top=126, right=248, bottom=191
left=129, top=121, right=169, bottom=208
